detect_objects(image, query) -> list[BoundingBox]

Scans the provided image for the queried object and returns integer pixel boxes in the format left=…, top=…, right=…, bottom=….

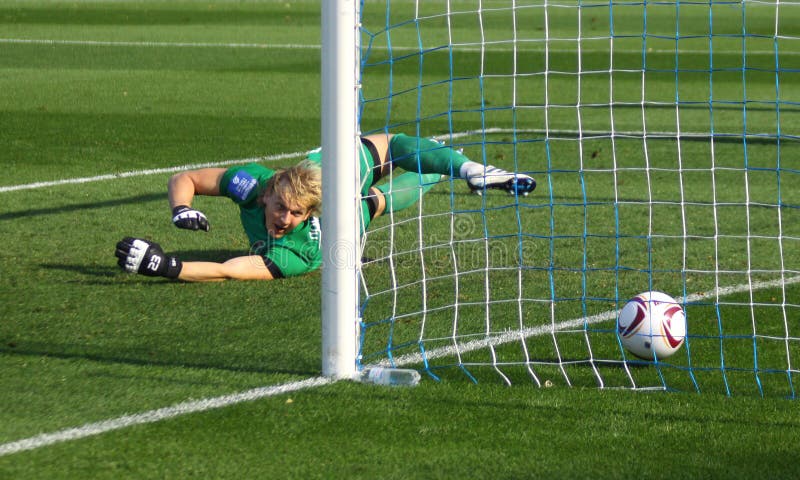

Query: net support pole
left=321, top=0, right=360, bottom=379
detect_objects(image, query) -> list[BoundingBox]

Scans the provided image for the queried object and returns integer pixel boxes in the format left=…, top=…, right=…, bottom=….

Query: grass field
left=1, top=1, right=799, bottom=478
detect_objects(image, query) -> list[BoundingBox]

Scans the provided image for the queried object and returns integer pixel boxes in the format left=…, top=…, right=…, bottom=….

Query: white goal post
left=320, top=0, right=360, bottom=379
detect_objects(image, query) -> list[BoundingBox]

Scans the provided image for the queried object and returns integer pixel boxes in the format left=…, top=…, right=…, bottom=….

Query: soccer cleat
left=466, top=166, right=536, bottom=196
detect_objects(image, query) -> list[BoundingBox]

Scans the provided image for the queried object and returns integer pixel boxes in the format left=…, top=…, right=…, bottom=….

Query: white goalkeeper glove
left=172, top=205, right=210, bottom=231
left=115, top=237, right=182, bottom=279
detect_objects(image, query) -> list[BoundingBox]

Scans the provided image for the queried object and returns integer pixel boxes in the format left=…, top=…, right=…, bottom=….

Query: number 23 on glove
left=115, top=237, right=182, bottom=279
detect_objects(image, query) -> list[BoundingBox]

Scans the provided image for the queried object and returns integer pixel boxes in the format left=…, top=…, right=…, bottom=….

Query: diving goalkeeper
left=114, top=133, right=536, bottom=282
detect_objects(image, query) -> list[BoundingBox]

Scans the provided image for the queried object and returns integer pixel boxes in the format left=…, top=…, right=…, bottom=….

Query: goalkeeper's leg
left=386, top=133, right=536, bottom=196
left=377, top=171, right=442, bottom=213
left=361, top=171, right=442, bottom=232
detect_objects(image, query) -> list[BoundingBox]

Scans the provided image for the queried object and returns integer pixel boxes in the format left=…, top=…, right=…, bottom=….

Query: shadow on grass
left=40, top=263, right=120, bottom=279
left=0, top=193, right=165, bottom=221
left=0, top=342, right=319, bottom=378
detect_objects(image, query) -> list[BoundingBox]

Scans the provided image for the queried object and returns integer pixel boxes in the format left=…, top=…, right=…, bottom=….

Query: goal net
left=351, top=0, right=800, bottom=397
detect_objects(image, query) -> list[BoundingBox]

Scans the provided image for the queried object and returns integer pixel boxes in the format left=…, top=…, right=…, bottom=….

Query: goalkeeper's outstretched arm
left=115, top=237, right=276, bottom=282
left=177, top=256, right=276, bottom=282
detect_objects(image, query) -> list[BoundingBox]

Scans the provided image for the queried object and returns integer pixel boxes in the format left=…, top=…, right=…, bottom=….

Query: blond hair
left=262, top=159, right=322, bottom=216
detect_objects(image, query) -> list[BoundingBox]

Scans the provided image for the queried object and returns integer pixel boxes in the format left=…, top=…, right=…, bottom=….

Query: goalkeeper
left=115, top=133, right=535, bottom=282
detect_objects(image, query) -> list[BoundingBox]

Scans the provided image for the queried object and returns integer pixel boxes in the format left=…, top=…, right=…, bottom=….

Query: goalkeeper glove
left=115, top=237, right=182, bottom=279
left=172, top=205, right=210, bottom=231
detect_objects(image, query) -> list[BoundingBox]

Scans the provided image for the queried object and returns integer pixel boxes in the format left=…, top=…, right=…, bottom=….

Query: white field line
left=0, top=377, right=333, bottom=457
left=0, top=152, right=306, bottom=193
left=2, top=274, right=797, bottom=457
left=0, top=38, right=792, bottom=57
left=0, top=38, right=320, bottom=50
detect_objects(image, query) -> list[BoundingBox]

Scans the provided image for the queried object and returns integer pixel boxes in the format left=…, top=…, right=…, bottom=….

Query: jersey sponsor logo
left=228, top=171, right=258, bottom=201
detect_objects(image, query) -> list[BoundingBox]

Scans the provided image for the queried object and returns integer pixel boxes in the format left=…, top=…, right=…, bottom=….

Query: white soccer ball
left=617, top=291, right=687, bottom=360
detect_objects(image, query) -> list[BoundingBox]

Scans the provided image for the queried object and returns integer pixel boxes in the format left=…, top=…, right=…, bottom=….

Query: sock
left=377, top=172, right=441, bottom=213
left=389, top=134, right=473, bottom=178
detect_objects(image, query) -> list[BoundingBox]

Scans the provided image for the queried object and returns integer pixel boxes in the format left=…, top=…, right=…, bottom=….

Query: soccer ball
left=617, top=291, right=687, bottom=360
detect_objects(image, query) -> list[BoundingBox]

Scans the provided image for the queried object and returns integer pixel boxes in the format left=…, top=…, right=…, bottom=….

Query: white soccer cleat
left=466, top=166, right=536, bottom=196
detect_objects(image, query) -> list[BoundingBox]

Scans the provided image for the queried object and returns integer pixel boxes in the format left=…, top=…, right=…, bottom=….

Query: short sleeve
left=263, top=246, right=316, bottom=278
left=219, top=164, right=273, bottom=206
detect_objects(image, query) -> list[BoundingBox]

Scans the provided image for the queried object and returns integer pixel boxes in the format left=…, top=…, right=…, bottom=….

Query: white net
left=356, top=0, right=800, bottom=397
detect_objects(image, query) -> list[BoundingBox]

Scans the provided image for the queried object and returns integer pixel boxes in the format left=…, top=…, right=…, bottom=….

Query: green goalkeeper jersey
left=219, top=142, right=377, bottom=278
left=219, top=163, right=322, bottom=279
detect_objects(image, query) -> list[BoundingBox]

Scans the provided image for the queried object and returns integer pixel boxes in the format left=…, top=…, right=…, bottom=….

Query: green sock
left=389, top=133, right=470, bottom=177
left=377, top=172, right=441, bottom=213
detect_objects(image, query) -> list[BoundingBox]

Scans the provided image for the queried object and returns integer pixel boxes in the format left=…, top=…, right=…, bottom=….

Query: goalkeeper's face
left=262, top=190, right=312, bottom=239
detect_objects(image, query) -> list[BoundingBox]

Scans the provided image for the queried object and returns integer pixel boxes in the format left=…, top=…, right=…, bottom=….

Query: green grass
left=3, top=383, right=800, bottom=479
left=1, top=1, right=799, bottom=478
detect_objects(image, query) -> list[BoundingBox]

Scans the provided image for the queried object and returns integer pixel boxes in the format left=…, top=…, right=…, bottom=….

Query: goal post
left=320, top=0, right=360, bottom=379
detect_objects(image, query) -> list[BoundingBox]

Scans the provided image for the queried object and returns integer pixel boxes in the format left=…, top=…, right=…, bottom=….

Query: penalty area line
left=0, top=376, right=333, bottom=457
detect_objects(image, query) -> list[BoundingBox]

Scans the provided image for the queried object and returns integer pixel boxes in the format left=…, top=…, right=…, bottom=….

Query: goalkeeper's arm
left=178, top=256, right=276, bottom=282
left=115, top=237, right=276, bottom=282
left=167, top=168, right=227, bottom=231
